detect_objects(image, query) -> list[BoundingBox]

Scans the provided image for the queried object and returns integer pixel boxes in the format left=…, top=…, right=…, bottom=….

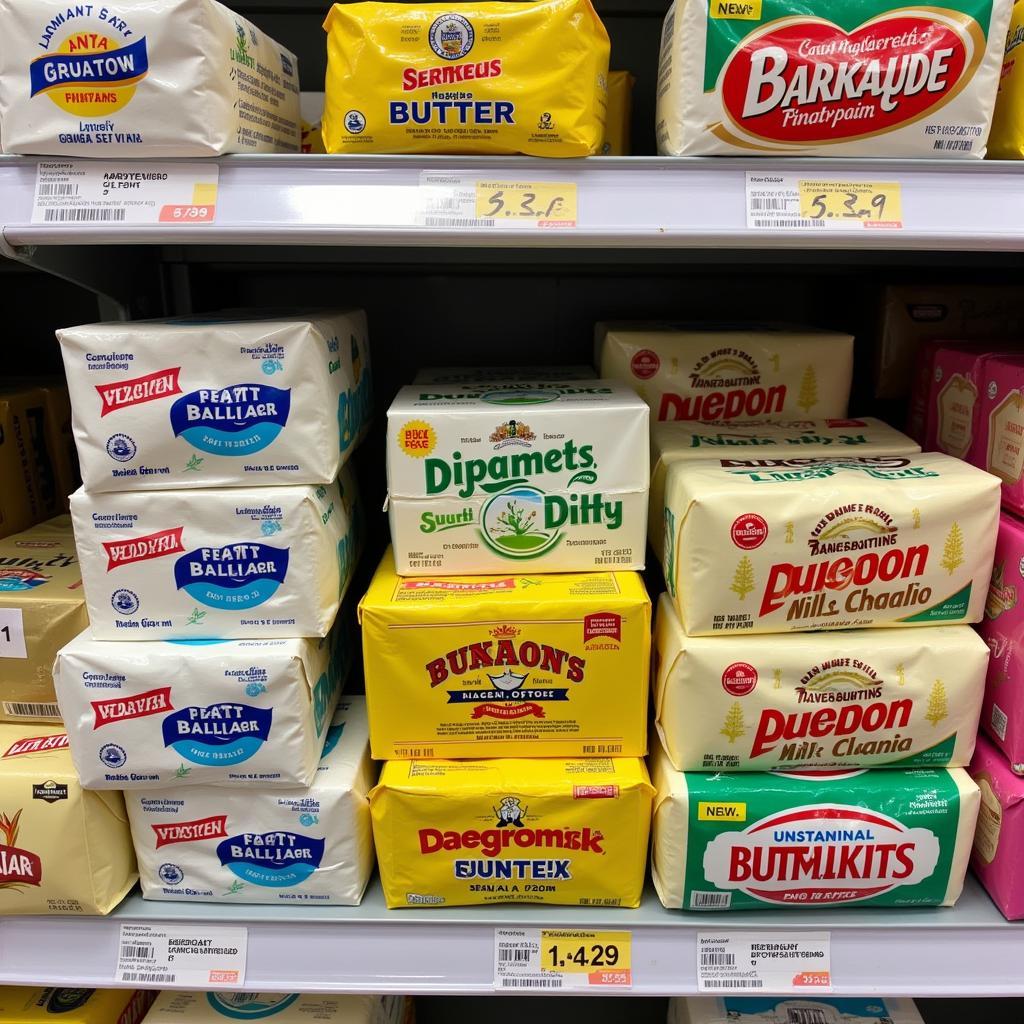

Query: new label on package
left=0, top=0, right=300, bottom=156
left=386, top=380, right=649, bottom=575
left=359, top=548, right=650, bottom=759
left=126, top=698, right=375, bottom=906
left=664, top=452, right=1000, bottom=635
left=654, top=595, right=988, bottom=771
left=371, top=754, right=652, bottom=908
left=70, top=468, right=361, bottom=640
left=58, top=311, right=371, bottom=491
left=651, top=743, right=980, bottom=911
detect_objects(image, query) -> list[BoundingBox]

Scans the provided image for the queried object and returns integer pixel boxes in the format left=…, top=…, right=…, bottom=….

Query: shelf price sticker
left=115, top=923, right=247, bottom=988
left=746, top=173, right=902, bottom=230
left=697, top=931, right=831, bottom=993
left=418, top=172, right=578, bottom=229
left=31, top=162, right=219, bottom=226
left=494, top=928, right=632, bottom=990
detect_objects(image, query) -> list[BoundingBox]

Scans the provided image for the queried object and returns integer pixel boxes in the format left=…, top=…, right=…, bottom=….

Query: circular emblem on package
left=99, top=743, right=127, bottom=768
left=480, top=389, right=559, bottom=406
left=731, top=513, right=768, bottom=550
left=111, top=588, right=140, bottom=615
left=990, top=379, right=999, bottom=399
left=205, top=995, right=301, bottom=1020
left=722, top=662, right=758, bottom=696
left=481, top=485, right=559, bottom=559
left=344, top=110, right=367, bottom=134
left=106, top=433, right=137, bottom=462
left=429, top=14, right=475, bottom=60
left=397, top=420, right=436, bottom=458
left=630, top=349, right=660, bottom=380
left=159, top=862, right=184, bottom=885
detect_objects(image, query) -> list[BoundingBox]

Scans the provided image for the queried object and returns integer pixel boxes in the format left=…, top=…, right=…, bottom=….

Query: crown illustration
left=490, top=624, right=520, bottom=639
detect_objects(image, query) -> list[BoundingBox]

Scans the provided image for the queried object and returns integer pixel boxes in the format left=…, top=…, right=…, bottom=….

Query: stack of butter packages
left=49, top=311, right=376, bottom=907
left=361, top=371, right=655, bottom=909
left=600, top=323, right=998, bottom=914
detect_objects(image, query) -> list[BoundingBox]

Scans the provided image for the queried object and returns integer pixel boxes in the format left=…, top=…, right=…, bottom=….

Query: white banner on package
left=115, top=923, right=247, bottom=987
left=32, top=161, right=219, bottom=225
left=697, top=931, right=832, bottom=993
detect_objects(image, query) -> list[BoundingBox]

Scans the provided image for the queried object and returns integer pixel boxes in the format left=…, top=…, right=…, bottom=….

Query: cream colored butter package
left=595, top=325, right=853, bottom=423
left=649, top=418, right=920, bottom=560
left=58, top=311, right=371, bottom=492
left=664, top=453, right=1000, bottom=635
left=655, top=0, right=1011, bottom=157
left=0, top=0, right=300, bottom=157
left=0, top=724, right=136, bottom=915
left=143, top=993, right=410, bottom=1024
left=387, top=380, right=648, bottom=575
left=0, top=517, right=88, bottom=724
left=371, top=755, right=652, bottom=908
left=669, top=997, right=925, bottom=1024
left=126, top=698, right=375, bottom=906
left=359, top=548, right=650, bottom=759
left=70, top=469, right=361, bottom=640
left=654, top=595, right=988, bottom=771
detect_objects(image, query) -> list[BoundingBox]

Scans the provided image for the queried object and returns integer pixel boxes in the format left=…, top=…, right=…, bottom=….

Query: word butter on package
left=53, top=628, right=347, bottom=789
left=664, top=452, right=1000, bottom=635
left=651, top=745, right=980, bottom=911
left=371, top=755, right=652, bottom=908
left=58, top=311, right=371, bottom=492
left=654, top=595, right=989, bottom=772
left=125, top=698, right=375, bottom=906
left=359, top=548, right=650, bottom=759
left=655, top=0, right=1012, bottom=157
left=670, top=998, right=924, bottom=1024
left=0, top=0, right=300, bottom=157
left=0, top=725, right=137, bottom=915
left=142, top=993, right=410, bottom=1024
left=70, top=468, right=361, bottom=640
left=595, top=325, right=853, bottom=423
left=387, top=380, right=648, bottom=575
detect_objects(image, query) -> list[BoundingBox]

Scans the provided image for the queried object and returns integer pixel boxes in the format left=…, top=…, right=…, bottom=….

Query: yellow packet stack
left=602, top=71, right=634, bottom=155
left=988, top=0, right=1024, bottom=158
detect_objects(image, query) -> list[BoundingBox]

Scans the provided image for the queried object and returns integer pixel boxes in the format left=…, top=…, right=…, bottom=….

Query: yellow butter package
left=0, top=989, right=155, bottom=1024
left=359, top=548, right=651, bottom=759
left=322, top=0, right=610, bottom=156
left=988, top=0, right=1024, bottom=157
left=602, top=71, right=634, bottom=155
left=371, top=756, right=652, bottom=908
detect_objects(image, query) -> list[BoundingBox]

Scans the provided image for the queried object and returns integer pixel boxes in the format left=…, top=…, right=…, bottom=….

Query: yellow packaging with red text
left=322, top=0, right=610, bottom=156
left=370, top=755, right=653, bottom=908
left=988, top=0, right=1024, bottom=157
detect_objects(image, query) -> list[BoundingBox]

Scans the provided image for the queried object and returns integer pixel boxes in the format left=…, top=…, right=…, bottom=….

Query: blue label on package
left=174, top=544, right=289, bottom=609
left=170, top=384, right=292, bottom=456
left=162, top=703, right=273, bottom=765
left=217, top=831, right=325, bottom=887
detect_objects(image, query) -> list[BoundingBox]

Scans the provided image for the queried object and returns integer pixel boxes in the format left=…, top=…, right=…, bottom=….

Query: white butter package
left=664, top=452, right=1000, bottom=635
left=669, top=997, right=924, bottom=1024
left=58, top=311, right=371, bottom=492
left=143, top=993, right=410, bottom=1024
left=414, top=366, right=596, bottom=384
left=70, top=469, right=361, bottom=640
left=53, top=627, right=349, bottom=789
left=0, top=0, right=300, bottom=157
left=387, top=380, right=648, bottom=574
left=654, top=595, right=988, bottom=772
left=126, top=697, right=375, bottom=906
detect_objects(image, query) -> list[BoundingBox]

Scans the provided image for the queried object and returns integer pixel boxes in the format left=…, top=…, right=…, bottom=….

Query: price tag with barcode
left=698, top=931, right=831, bottom=993
left=32, top=161, right=219, bottom=226
left=746, top=173, right=902, bottom=231
left=116, top=923, right=247, bottom=987
left=418, top=172, right=577, bottom=229
left=494, top=928, right=631, bottom=990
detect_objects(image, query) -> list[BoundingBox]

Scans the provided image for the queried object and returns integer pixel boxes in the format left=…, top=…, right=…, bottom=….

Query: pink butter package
left=907, top=337, right=948, bottom=443
left=922, top=343, right=1001, bottom=459
left=976, top=353, right=1024, bottom=517
left=969, top=734, right=1024, bottom=920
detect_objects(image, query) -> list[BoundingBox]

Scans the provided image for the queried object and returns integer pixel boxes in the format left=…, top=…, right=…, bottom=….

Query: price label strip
left=419, top=172, right=577, bottom=229
left=698, top=931, right=832, bottom=993
left=494, top=928, right=631, bottom=990
left=746, top=173, right=902, bottom=231
left=116, top=923, right=247, bottom=988
left=32, top=162, right=219, bottom=226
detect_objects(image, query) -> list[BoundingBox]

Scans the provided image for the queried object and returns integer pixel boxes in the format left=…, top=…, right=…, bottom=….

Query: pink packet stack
left=906, top=337, right=948, bottom=443
left=969, top=734, right=1024, bottom=921
left=975, top=353, right=1024, bottom=517
left=922, top=343, right=999, bottom=459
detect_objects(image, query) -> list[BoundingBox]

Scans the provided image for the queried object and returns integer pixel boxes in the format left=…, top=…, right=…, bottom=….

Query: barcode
left=580, top=897, right=622, bottom=906
left=498, top=948, right=532, bottom=963
left=119, top=972, right=172, bottom=984
left=42, top=207, right=127, bottom=222
left=395, top=748, right=434, bottom=758
left=712, top=979, right=764, bottom=989
left=788, top=1010, right=828, bottom=1024
left=749, top=196, right=791, bottom=211
left=499, top=978, right=563, bottom=989
left=120, top=943, right=154, bottom=960
left=38, top=183, right=80, bottom=197
left=422, top=216, right=495, bottom=228
left=701, top=953, right=736, bottom=966
left=583, top=745, right=623, bottom=754
left=2, top=701, right=60, bottom=719
left=691, top=891, right=732, bottom=909
left=751, top=218, right=828, bottom=229
left=992, top=703, right=1008, bottom=741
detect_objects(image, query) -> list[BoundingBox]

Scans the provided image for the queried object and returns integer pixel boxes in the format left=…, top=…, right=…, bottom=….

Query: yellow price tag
left=540, top=929, right=631, bottom=983
left=798, top=179, right=902, bottom=228
left=475, top=181, right=578, bottom=226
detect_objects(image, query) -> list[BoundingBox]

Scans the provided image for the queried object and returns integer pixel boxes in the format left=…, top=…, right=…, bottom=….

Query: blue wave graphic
left=181, top=577, right=283, bottom=610
left=217, top=832, right=325, bottom=888
left=169, top=734, right=266, bottom=766
left=170, top=384, right=290, bottom=456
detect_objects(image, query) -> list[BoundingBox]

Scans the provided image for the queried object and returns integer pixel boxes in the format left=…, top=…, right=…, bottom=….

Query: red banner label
left=153, top=814, right=228, bottom=849
left=104, top=527, right=185, bottom=571
left=471, top=702, right=545, bottom=720
left=3, top=734, right=69, bottom=758
left=583, top=612, right=622, bottom=643
left=92, top=687, right=174, bottom=729
left=97, top=368, right=182, bottom=416
left=0, top=844, right=42, bottom=886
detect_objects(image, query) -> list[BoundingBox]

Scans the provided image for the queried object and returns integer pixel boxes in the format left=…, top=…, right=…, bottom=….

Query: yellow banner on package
left=322, top=0, right=610, bottom=156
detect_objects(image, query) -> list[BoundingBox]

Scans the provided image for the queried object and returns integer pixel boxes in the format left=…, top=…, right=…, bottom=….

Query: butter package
left=655, top=0, right=1011, bottom=157
left=359, top=548, right=650, bottom=759
left=0, top=724, right=137, bottom=915
left=0, top=990, right=155, bottom=1024
left=58, top=311, right=371, bottom=492
left=0, top=0, right=300, bottom=157
left=595, top=325, right=853, bottom=423
left=322, top=0, right=610, bottom=157
left=974, top=353, right=1024, bottom=516
left=143, top=993, right=410, bottom=1024
left=649, top=418, right=920, bottom=560
left=988, top=0, right=1024, bottom=157
left=70, top=469, right=361, bottom=640
left=969, top=734, right=1024, bottom=919
left=0, top=517, right=88, bottom=724
left=668, top=997, right=924, bottom=1024
left=651, top=744, right=979, bottom=911
left=602, top=71, right=634, bottom=155
left=414, top=366, right=596, bottom=384
left=126, top=697, right=375, bottom=906
left=922, top=344, right=1002, bottom=460
left=54, top=627, right=348, bottom=789
left=387, top=380, right=648, bottom=575
left=664, top=452, right=1000, bottom=635
left=371, top=754, right=652, bottom=908
left=654, top=595, right=988, bottom=771
left=0, top=388, right=50, bottom=539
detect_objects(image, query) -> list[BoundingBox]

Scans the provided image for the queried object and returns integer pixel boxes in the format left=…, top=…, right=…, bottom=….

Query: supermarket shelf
left=0, top=877, right=1021, bottom=996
